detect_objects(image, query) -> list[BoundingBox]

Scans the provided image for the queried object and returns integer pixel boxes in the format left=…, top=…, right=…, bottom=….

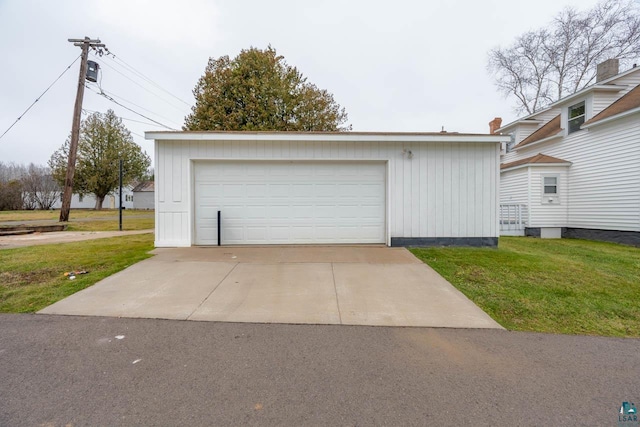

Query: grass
left=410, top=237, right=640, bottom=337
left=65, top=217, right=154, bottom=232
left=0, top=209, right=152, bottom=222
left=0, top=209, right=154, bottom=232
left=0, top=234, right=154, bottom=313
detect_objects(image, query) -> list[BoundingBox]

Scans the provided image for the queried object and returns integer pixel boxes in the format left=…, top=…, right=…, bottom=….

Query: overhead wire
left=105, top=51, right=192, bottom=107
left=82, top=108, right=148, bottom=141
left=84, top=84, right=177, bottom=130
left=84, top=82, right=180, bottom=128
left=0, top=54, right=81, bottom=141
left=98, top=56, right=190, bottom=114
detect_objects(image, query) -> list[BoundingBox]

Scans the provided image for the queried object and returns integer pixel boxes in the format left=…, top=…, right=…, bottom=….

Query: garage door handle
left=218, top=210, right=221, bottom=246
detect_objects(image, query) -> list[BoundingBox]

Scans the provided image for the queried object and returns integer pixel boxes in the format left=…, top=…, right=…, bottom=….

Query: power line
left=96, top=85, right=182, bottom=127
left=84, top=84, right=177, bottom=130
left=0, top=54, right=81, bottom=141
left=105, top=50, right=192, bottom=107
left=98, top=56, right=190, bottom=114
left=82, top=108, right=169, bottom=128
left=84, top=83, right=180, bottom=129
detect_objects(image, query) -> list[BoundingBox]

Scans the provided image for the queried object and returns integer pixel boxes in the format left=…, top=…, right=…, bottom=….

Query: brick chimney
left=489, top=117, right=502, bottom=134
left=597, top=59, right=619, bottom=82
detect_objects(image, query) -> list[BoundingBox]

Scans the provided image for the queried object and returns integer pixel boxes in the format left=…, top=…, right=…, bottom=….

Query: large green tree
left=49, top=110, right=151, bottom=209
left=184, top=46, right=351, bottom=131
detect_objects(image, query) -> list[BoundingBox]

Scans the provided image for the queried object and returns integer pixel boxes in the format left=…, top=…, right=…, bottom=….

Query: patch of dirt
left=0, top=269, right=59, bottom=288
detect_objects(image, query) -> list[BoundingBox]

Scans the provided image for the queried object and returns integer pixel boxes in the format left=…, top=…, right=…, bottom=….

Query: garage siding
left=154, top=139, right=499, bottom=246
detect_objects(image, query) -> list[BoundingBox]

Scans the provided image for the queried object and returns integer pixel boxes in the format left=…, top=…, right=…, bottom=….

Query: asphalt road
left=1, top=314, right=638, bottom=426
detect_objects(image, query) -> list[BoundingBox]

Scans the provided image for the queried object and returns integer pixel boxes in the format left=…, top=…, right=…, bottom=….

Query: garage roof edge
left=145, top=131, right=509, bottom=143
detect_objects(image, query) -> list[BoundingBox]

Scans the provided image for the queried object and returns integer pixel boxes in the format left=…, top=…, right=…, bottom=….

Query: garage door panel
left=245, top=227, right=267, bottom=241
left=269, top=184, right=291, bottom=197
left=246, top=184, right=266, bottom=197
left=194, top=161, right=385, bottom=245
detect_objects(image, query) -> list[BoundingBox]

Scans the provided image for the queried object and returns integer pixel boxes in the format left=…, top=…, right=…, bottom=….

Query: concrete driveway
left=39, top=246, right=502, bottom=329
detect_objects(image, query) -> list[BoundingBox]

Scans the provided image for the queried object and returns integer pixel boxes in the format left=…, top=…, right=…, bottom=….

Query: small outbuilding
left=145, top=131, right=508, bottom=247
left=132, top=181, right=155, bottom=210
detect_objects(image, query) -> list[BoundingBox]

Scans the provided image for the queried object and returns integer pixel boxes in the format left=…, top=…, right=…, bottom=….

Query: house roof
left=583, top=83, right=640, bottom=126
left=132, top=181, right=154, bottom=192
left=145, top=131, right=510, bottom=144
left=497, top=65, right=640, bottom=133
left=513, top=115, right=562, bottom=149
left=501, top=153, right=571, bottom=171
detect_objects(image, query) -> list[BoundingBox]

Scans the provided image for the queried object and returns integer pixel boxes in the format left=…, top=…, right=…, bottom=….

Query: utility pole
left=59, top=37, right=105, bottom=223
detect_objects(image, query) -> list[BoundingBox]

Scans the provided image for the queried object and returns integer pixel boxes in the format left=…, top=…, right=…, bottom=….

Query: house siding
left=155, top=138, right=500, bottom=247
left=133, top=191, right=154, bottom=209
left=500, top=168, right=528, bottom=205
left=503, top=113, right=640, bottom=231
left=527, top=166, right=569, bottom=228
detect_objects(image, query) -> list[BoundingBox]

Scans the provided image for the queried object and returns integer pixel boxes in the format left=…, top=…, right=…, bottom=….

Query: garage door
left=194, top=161, right=386, bottom=245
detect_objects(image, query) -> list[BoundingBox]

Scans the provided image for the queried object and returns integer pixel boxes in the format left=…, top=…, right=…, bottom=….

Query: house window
left=506, top=133, right=516, bottom=152
left=568, top=101, right=585, bottom=134
left=543, top=176, right=558, bottom=195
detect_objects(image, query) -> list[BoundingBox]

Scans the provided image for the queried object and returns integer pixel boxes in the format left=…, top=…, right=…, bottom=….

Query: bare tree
left=0, top=162, right=27, bottom=183
left=488, top=0, right=640, bottom=114
left=0, top=181, right=23, bottom=211
left=21, top=164, right=61, bottom=210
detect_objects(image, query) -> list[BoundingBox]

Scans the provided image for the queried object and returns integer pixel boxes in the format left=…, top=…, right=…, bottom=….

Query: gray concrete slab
left=190, top=263, right=341, bottom=324
left=39, top=246, right=503, bottom=329
left=40, top=260, right=236, bottom=320
left=151, top=245, right=420, bottom=264
left=334, top=263, right=500, bottom=328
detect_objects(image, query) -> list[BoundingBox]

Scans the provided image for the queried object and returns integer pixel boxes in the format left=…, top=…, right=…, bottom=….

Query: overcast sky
left=0, top=0, right=603, bottom=166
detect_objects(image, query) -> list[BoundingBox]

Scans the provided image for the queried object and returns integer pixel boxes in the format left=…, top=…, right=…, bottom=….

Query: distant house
left=132, top=181, right=154, bottom=210
left=52, top=186, right=134, bottom=210
left=494, top=59, right=640, bottom=245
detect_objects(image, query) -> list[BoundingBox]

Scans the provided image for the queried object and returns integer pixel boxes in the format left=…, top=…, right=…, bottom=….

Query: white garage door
left=194, top=161, right=386, bottom=245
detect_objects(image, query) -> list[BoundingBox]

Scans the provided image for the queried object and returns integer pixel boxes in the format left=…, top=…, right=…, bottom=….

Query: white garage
left=147, top=131, right=508, bottom=247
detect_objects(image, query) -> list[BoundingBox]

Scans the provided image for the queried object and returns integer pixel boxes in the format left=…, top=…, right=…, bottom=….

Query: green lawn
left=65, top=217, right=154, bottom=232
left=0, top=234, right=154, bottom=313
left=0, top=209, right=152, bottom=222
left=410, top=237, right=640, bottom=337
left=0, top=209, right=154, bottom=232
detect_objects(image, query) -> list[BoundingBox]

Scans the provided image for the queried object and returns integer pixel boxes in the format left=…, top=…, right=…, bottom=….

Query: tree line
left=0, top=162, right=60, bottom=210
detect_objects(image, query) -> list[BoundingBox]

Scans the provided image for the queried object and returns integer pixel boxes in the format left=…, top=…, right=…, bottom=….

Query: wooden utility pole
left=59, top=37, right=105, bottom=223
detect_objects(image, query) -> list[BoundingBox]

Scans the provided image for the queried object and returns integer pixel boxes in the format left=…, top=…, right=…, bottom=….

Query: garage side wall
left=155, top=139, right=499, bottom=247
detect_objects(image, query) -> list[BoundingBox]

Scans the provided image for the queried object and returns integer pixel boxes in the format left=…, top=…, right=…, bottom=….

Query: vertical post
left=518, top=204, right=523, bottom=231
left=59, top=40, right=90, bottom=223
left=217, top=210, right=221, bottom=246
left=59, top=37, right=105, bottom=223
left=119, top=159, right=123, bottom=231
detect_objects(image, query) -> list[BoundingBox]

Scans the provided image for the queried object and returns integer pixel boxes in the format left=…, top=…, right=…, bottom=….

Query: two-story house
left=494, top=59, right=640, bottom=245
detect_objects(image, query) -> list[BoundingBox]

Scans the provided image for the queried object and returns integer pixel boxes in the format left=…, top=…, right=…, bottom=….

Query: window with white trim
left=541, top=174, right=560, bottom=204
left=568, top=101, right=585, bottom=134
left=543, top=176, right=557, bottom=195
